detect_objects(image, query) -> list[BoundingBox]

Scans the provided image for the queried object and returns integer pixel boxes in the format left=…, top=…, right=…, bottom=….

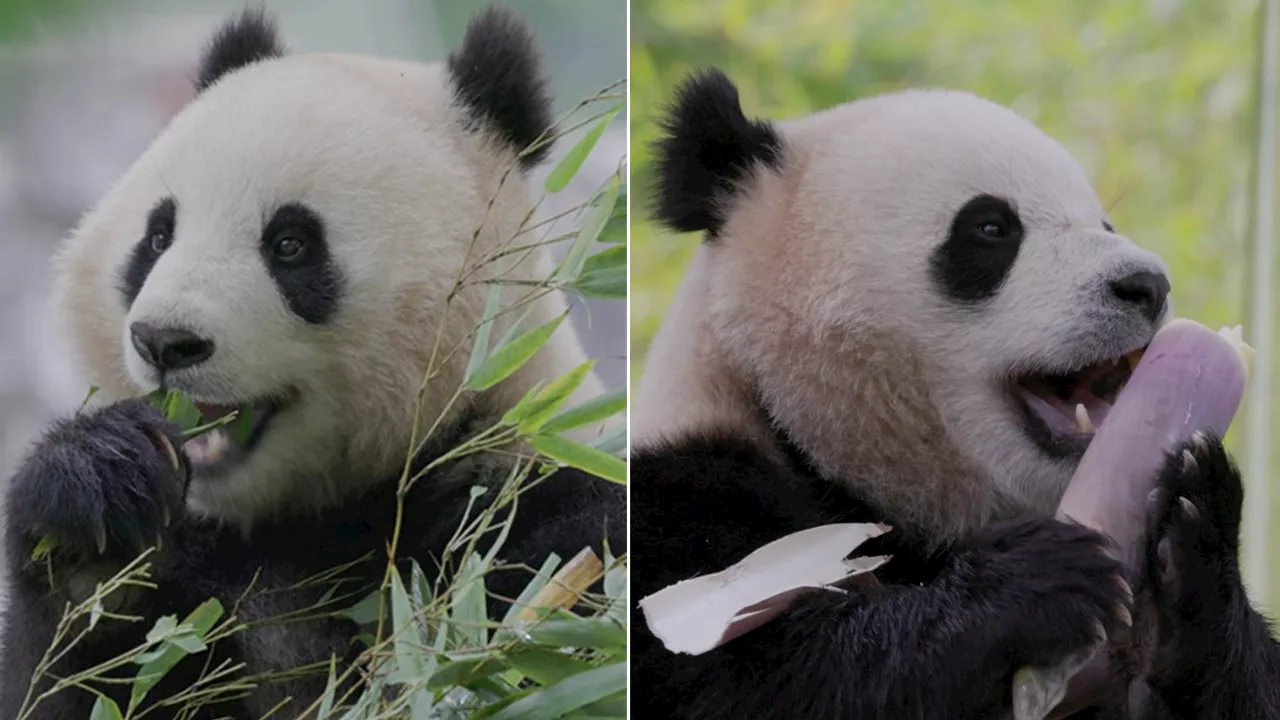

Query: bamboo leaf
left=554, top=174, right=620, bottom=285
left=485, top=661, right=626, bottom=720
left=466, top=264, right=508, bottom=383
left=131, top=599, right=223, bottom=709
left=572, top=245, right=627, bottom=299
left=540, top=388, right=626, bottom=435
left=508, top=361, right=596, bottom=433
left=467, top=313, right=567, bottom=391
left=529, top=435, right=626, bottom=484
left=544, top=104, right=622, bottom=194
left=90, top=696, right=123, bottom=720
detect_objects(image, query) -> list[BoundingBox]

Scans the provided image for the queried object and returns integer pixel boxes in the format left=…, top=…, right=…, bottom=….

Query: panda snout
left=130, top=322, right=217, bottom=372
left=1108, top=270, right=1170, bottom=324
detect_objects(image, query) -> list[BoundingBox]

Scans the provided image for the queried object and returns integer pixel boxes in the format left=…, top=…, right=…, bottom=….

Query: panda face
left=52, top=47, right=539, bottom=523
left=670, top=83, right=1173, bottom=534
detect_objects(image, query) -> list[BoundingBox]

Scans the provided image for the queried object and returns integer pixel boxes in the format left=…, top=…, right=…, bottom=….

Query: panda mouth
left=1012, top=347, right=1146, bottom=457
left=183, top=393, right=290, bottom=472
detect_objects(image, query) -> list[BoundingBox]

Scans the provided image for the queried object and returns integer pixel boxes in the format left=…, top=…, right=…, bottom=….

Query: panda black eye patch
left=259, top=202, right=343, bottom=324
left=930, top=193, right=1024, bottom=303
left=119, top=196, right=178, bottom=309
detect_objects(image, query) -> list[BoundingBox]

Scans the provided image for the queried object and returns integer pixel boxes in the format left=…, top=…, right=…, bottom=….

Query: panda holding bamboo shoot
left=630, top=68, right=1280, bottom=719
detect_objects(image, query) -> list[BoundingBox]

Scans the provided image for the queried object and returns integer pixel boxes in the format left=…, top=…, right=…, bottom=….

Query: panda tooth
left=1075, top=403, right=1095, bottom=434
left=206, top=429, right=230, bottom=462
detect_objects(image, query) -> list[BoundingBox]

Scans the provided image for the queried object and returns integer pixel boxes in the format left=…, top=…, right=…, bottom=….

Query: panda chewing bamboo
left=0, top=8, right=625, bottom=718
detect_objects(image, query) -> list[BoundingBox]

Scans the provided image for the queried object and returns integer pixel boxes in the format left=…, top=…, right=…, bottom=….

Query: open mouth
left=183, top=393, right=291, bottom=471
left=1013, top=347, right=1147, bottom=457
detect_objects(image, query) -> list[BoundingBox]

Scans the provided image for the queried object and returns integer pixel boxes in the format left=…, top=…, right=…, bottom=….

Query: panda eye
left=148, top=229, right=172, bottom=253
left=975, top=219, right=1009, bottom=239
left=271, top=234, right=308, bottom=263
left=1103, top=220, right=1115, bottom=233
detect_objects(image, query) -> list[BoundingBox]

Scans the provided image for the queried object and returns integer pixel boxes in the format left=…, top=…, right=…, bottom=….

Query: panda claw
left=1177, top=496, right=1198, bottom=521
left=1156, top=536, right=1172, bottom=577
left=93, top=523, right=107, bottom=556
left=1190, top=430, right=1208, bottom=451
left=1091, top=618, right=1107, bottom=645
left=1115, top=575, right=1133, bottom=602
left=1181, top=449, right=1197, bottom=474
left=1115, top=603, right=1132, bottom=628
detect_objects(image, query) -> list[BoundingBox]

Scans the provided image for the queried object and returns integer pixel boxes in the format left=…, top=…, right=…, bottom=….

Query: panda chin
left=182, top=393, right=292, bottom=476
left=1012, top=348, right=1145, bottom=458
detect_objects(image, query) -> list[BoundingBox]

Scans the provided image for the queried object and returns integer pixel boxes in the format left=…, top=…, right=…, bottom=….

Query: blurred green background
left=630, top=0, right=1279, bottom=611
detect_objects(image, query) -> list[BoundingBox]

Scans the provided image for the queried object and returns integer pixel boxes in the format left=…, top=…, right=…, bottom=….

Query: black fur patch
left=652, top=68, right=783, bottom=236
left=630, top=433, right=1137, bottom=718
left=119, top=196, right=177, bottom=308
left=196, top=9, right=285, bottom=92
left=930, top=194, right=1025, bottom=303
left=259, top=203, right=343, bottom=324
left=446, top=6, right=555, bottom=171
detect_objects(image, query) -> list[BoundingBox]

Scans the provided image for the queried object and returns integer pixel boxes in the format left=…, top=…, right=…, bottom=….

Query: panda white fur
left=631, top=69, right=1280, bottom=719
left=0, top=8, right=625, bottom=717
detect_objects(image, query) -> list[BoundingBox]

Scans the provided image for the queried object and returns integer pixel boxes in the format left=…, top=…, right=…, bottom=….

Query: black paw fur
left=6, top=399, right=189, bottom=571
left=1143, top=431, right=1245, bottom=668
left=955, top=516, right=1134, bottom=670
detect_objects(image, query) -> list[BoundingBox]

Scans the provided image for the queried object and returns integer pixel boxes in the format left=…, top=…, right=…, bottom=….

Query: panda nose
left=130, top=322, right=215, bottom=371
left=1109, top=270, right=1171, bottom=324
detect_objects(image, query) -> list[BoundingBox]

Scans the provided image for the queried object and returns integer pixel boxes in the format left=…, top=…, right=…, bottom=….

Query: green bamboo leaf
left=509, top=361, right=595, bottom=433
left=451, top=553, right=490, bottom=648
left=467, top=313, right=567, bottom=391
left=31, top=534, right=58, bottom=562
left=501, top=381, right=547, bottom=427
left=543, top=104, right=622, bottom=193
left=554, top=174, right=620, bottom=285
left=598, top=181, right=627, bottom=245
left=571, top=245, right=626, bottom=299
left=486, top=661, right=626, bottom=720
left=389, top=567, right=429, bottom=678
left=587, top=423, right=626, bottom=456
left=341, top=589, right=382, bottom=627
left=90, top=696, right=123, bottom=720
left=505, top=647, right=595, bottom=686
left=466, top=263, right=508, bottom=383
left=540, top=388, right=626, bottom=435
left=523, top=615, right=626, bottom=651
left=317, top=656, right=338, bottom=719
left=131, top=599, right=223, bottom=709
left=427, top=654, right=506, bottom=690
left=529, top=435, right=626, bottom=484
left=80, top=385, right=100, bottom=409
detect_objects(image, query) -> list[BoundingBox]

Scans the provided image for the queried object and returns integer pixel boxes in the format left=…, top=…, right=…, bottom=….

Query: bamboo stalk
left=1244, top=0, right=1278, bottom=608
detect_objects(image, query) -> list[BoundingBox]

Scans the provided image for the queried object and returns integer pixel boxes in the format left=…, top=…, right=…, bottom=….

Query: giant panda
left=630, top=68, right=1280, bottom=719
left=0, top=7, right=625, bottom=718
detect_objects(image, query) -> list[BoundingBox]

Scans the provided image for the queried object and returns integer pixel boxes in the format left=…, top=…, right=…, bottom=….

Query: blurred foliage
left=0, top=0, right=81, bottom=42
left=630, top=0, right=1279, bottom=605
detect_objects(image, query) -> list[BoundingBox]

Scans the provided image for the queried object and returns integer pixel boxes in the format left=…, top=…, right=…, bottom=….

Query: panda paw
left=6, top=399, right=189, bottom=575
left=956, top=516, right=1133, bottom=671
left=1143, top=431, right=1245, bottom=669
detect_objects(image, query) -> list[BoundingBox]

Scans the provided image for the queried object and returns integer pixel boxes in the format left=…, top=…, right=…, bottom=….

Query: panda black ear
left=196, top=9, right=285, bottom=92
left=653, top=68, right=783, bottom=236
left=447, top=6, right=555, bottom=171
